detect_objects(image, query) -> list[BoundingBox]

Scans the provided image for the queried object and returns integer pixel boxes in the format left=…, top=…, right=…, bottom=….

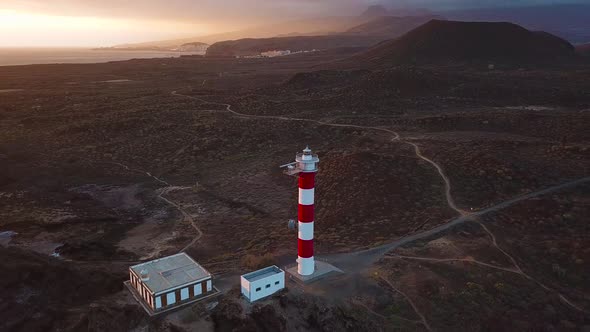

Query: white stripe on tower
left=298, top=188, right=315, bottom=205
left=298, top=221, right=314, bottom=240
left=298, top=257, right=314, bottom=275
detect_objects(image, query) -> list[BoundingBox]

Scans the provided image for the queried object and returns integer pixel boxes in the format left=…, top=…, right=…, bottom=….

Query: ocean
left=0, top=48, right=203, bottom=66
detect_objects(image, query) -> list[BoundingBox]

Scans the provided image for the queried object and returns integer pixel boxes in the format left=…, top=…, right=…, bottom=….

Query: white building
left=241, top=266, right=285, bottom=302
left=261, top=50, right=291, bottom=57
left=129, top=253, right=213, bottom=313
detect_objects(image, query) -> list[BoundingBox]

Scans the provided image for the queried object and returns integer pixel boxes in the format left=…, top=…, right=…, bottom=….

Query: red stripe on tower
left=298, top=239, right=314, bottom=258
left=298, top=204, right=314, bottom=222
left=299, top=172, right=315, bottom=189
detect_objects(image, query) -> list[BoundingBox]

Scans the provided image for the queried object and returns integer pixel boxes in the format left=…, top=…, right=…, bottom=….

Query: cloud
left=2, top=0, right=581, bottom=32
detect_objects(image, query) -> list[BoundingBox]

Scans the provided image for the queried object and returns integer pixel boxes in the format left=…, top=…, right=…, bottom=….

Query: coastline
left=0, top=47, right=204, bottom=67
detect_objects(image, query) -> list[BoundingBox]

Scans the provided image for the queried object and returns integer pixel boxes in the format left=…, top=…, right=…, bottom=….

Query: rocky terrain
left=375, top=183, right=590, bottom=331
left=0, top=247, right=129, bottom=331
left=1, top=20, right=590, bottom=331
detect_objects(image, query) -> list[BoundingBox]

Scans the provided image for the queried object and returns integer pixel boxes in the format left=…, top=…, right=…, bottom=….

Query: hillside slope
left=577, top=43, right=590, bottom=56
left=205, top=35, right=385, bottom=57
left=115, top=15, right=374, bottom=49
left=205, top=15, right=443, bottom=58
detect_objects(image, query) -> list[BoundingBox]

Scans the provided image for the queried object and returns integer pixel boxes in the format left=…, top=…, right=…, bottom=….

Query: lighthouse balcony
left=280, top=148, right=319, bottom=175
left=283, top=162, right=318, bottom=175
left=284, top=164, right=305, bottom=176
left=295, top=152, right=319, bottom=163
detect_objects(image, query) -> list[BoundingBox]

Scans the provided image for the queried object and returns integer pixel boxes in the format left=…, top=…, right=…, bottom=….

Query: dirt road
left=331, top=176, right=590, bottom=269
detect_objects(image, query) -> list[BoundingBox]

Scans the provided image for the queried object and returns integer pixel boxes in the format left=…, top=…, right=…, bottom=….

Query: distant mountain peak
left=361, top=5, right=389, bottom=18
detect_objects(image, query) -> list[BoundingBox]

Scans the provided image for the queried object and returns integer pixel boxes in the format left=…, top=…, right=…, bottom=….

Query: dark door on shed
left=201, top=281, right=207, bottom=294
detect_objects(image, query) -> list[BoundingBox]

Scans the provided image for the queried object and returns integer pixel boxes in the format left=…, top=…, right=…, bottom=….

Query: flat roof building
left=128, top=253, right=214, bottom=313
left=241, top=266, right=285, bottom=302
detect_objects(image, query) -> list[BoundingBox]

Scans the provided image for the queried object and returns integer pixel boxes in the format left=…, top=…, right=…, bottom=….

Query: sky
left=0, top=0, right=582, bottom=47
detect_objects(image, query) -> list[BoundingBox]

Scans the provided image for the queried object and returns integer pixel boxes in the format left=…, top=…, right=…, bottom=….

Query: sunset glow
left=0, top=9, right=212, bottom=47
left=1, top=0, right=583, bottom=48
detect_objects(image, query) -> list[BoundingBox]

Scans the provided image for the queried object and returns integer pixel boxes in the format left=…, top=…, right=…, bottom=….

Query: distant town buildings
left=237, top=49, right=319, bottom=59
left=261, top=50, right=291, bottom=57
left=241, top=266, right=285, bottom=302
left=176, top=42, right=209, bottom=54
left=128, top=253, right=215, bottom=314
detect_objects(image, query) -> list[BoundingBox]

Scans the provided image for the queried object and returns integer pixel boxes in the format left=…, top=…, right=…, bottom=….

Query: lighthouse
left=283, top=147, right=319, bottom=276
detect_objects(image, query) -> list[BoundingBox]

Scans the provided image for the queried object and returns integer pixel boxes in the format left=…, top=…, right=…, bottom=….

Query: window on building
left=275, top=281, right=280, bottom=285
left=266, top=284, right=270, bottom=289
left=256, top=287, right=261, bottom=292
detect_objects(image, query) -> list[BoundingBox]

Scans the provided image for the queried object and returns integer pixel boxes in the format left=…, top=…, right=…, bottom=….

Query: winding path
left=107, top=161, right=203, bottom=253
left=379, top=276, right=433, bottom=332
left=171, top=91, right=464, bottom=216
left=386, top=255, right=520, bottom=274
left=476, top=221, right=589, bottom=313
left=171, top=91, right=462, bottom=214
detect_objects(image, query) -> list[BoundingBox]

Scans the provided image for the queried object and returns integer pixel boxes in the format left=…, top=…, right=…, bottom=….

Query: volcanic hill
left=338, top=19, right=576, bottom=67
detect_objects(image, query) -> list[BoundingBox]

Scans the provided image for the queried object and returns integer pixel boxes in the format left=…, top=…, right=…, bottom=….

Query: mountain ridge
left=204, top=15, right=440, bottom=57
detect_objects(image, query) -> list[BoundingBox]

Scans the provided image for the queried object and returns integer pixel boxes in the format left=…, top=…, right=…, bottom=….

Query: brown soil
left=375, top=214, right=590, bottom=330
left=0, top=47, right=589, bottom=331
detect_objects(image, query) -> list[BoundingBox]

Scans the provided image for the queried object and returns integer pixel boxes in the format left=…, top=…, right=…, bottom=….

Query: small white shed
left=241, top=266, right=285, bottom=302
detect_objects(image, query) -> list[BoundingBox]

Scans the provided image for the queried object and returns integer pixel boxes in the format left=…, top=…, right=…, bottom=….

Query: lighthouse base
left=285, top=260, right=343, bottom=284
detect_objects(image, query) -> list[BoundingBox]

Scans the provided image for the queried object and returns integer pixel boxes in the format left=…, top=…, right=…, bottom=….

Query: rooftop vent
left=140, top=269, right=150, bottom=282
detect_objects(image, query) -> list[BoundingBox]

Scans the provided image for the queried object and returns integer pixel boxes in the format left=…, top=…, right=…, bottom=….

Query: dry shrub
left=240, top=253, right=275, bottom=270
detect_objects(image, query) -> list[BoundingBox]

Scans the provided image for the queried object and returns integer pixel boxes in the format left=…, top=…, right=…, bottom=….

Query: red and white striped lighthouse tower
left=284, top=147, right=319, bottom=276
